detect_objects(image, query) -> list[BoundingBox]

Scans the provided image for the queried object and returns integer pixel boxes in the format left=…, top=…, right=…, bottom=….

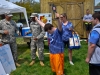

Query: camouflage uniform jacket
left=0, top=19, right=18, bottom=43
left=28, top=21, right=45, bottom=41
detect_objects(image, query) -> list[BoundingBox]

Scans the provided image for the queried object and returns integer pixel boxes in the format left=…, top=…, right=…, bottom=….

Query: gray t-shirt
left=83, top=14, right=92, bottom=21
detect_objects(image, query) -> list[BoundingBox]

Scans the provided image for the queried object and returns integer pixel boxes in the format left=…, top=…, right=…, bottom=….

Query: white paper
left=0, top=44, right=16, bottom=74
left=0, top=61, right=6, bottom=75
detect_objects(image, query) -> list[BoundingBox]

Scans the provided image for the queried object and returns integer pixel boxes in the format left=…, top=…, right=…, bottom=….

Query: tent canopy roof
left=0, top=0, right=29, bottom=26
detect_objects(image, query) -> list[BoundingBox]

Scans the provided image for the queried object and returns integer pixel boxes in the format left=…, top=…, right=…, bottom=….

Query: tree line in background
left=97, top=2, right=100, bottom=6
left=5, top=0, right=100, bottom=23
left=5, top=0, right=40, bottom=23
left=6, top=0, right=40, bottom=13
left=6, top=0, right=100, bottom=13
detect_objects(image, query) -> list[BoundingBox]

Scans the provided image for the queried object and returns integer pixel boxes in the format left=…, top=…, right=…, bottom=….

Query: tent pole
left=19, top=13, right=21, bottom=22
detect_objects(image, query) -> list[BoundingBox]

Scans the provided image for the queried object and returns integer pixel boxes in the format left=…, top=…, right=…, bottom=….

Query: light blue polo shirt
left=62, top=21, right=73, bottom=41
left=83, top=14, right=92, bottom=21
left=89, top=30, right=99, bottom=44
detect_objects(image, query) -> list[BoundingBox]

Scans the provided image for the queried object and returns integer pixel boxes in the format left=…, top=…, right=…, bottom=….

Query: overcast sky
left=95, top=0, right=100, bottom=5
left=10, top=0, right=39, bottom=2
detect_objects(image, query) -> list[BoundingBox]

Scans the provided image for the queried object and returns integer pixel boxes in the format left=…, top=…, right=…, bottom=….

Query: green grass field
left=11, top=38, right=89, bottom=75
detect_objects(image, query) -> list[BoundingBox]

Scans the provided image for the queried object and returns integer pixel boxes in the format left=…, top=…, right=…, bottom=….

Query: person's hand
left=25, top=32, right=28, bottom=35
left=87, top=21, right=92, bottom=23
left=16, top=31, right=19, bottom=35
left=85, top=57, right=90, bottom=63
left=87, top=21, right=90, bottom=23
left=34, top=37, right=38, bottom=40
left=35, top=17, right=38, bottom=21
left=85, top=21, right=89, bottom=23
left=89, top=20, right=92, bottom=22
left=55, top=13, right=60, bottom=19
left=4, top=30, right=9, bottom=34
left=69, top=28, right=73, bottom=30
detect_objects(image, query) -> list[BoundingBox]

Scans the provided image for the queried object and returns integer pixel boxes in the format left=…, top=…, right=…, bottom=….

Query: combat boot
left=15, top=62, right=21, bottom=67
left=40, top=61, right=44, bottom=66
left=29, top=60, right=35, bottom=66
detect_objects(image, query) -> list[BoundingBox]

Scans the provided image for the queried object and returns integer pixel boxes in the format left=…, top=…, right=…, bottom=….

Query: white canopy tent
left=0, top=0, right=29, bottom=27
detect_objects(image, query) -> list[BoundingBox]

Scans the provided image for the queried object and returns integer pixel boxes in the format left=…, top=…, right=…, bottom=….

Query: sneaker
left=69, top=61, right=74, bottom=65
left=15, top=62, right=21, bottom=67
left=29, top=60, right=35, bottom=66
left=40, top=61, right=44, bottom=66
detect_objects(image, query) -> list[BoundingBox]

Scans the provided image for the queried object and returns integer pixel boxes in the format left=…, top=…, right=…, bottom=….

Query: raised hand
left=35, top=16, right=38, bottom=21
left=25, top=32, right=28, bottom=35
left=34, top=37, right=38, bottom=40
left=55, top=13, right=60, bottom=19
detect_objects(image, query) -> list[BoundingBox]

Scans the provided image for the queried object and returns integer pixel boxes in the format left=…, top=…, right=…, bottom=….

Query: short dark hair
left=92, top=12, right=100, bottom=21
left=44, top=23, right=53, bottom=31
left=61, top=13, right=67, bottom=19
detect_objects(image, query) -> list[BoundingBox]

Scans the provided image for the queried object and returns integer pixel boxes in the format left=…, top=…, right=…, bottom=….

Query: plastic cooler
left=22, top=27, right=32, bottom=36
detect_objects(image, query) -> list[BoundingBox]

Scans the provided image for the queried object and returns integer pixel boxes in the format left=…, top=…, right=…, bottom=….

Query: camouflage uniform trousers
left=9, top=42, right=17, bottom=62
left=30, top=40, right=44, bottom=61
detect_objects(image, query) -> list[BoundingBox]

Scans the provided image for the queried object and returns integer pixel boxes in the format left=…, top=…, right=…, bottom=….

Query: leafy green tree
left=32, top=2, right=40, bottom=13
left=15, top=2, right=33, bottom=14
left=22, top=0, right=35, bottom=3
left=97, top=2, right=100, bottom=6
left=14, top=0, right=40, bottom=22
left=15, top=0, right=40, bottom=13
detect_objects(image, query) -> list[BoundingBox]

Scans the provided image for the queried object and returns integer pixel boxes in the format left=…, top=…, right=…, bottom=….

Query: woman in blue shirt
left=60, top=13, right=74, bottom=65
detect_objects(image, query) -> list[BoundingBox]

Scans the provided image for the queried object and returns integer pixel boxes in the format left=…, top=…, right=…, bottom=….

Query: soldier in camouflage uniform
left=26, top=13, right=45, bottom=66
left=0, top=12, right=20, bottom=67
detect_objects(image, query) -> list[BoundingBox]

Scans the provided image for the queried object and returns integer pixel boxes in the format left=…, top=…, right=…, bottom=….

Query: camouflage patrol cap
left=5, top=11, right=13, bottom=17
left=30, top=13, right=38, bottom=17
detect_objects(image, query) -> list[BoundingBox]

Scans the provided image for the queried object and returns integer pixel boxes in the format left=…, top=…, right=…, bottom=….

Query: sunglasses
left=60, top=17, right=63, bottom=18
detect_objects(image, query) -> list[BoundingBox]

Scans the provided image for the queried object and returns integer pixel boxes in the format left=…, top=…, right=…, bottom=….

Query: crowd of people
left=0, top=9, right=100, bottom=75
